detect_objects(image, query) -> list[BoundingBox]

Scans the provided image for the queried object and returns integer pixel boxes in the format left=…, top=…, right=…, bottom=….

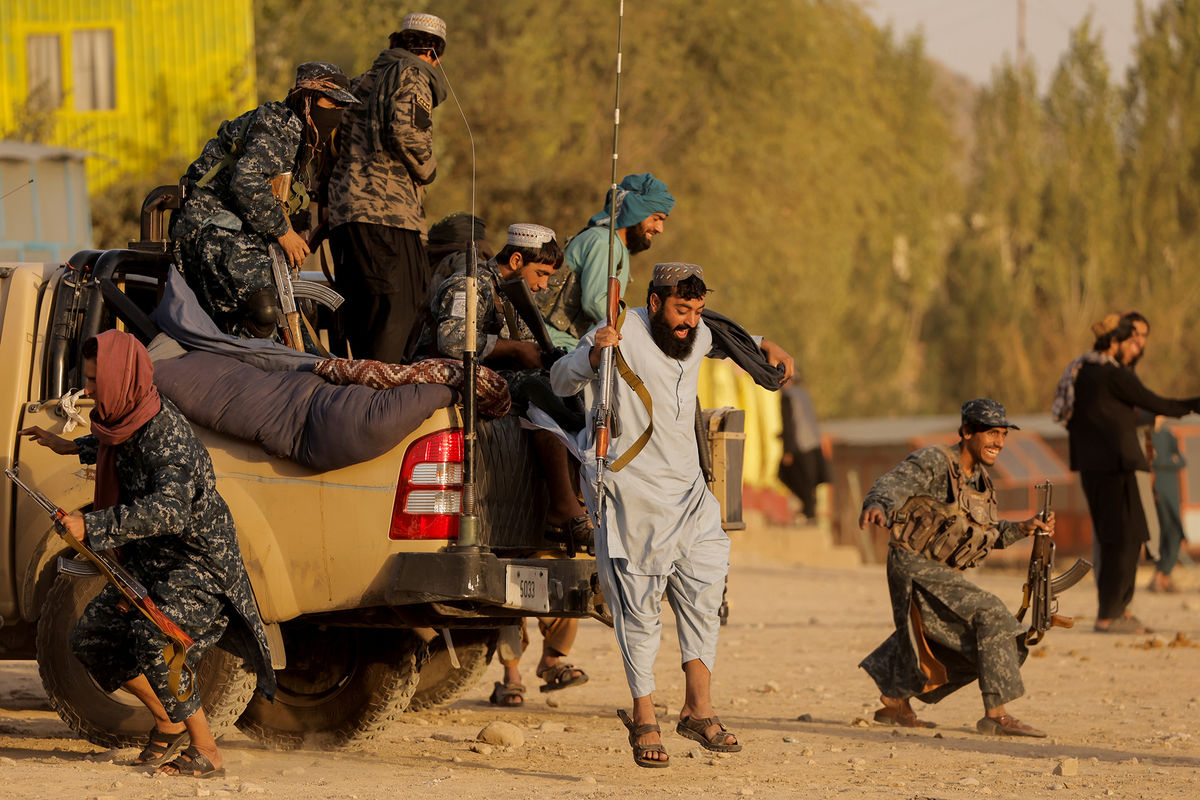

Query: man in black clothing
left=1064, top=313, right=1200, bottom=633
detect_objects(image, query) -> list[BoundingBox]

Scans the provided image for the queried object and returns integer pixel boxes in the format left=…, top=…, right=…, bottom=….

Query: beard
left=650, top=307, right=698, bottom=360
left=625, top=224, right=652, bottom=255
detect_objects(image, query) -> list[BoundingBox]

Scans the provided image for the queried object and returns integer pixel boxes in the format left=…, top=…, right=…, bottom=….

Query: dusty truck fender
left=1, top=263, right=55, bottom=621
left=204, top=466, right=304, bottom=625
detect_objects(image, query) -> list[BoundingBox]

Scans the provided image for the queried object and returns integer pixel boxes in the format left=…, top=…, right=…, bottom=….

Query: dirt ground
left=2, top=530, right=1199, bottom=800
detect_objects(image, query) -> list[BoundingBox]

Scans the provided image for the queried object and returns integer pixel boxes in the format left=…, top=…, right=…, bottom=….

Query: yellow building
left=1, top=0, right=257, bottom=191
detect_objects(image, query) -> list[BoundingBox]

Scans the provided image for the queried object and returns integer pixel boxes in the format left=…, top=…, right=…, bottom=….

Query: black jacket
left=1067, top=361, right=1199, bottom=472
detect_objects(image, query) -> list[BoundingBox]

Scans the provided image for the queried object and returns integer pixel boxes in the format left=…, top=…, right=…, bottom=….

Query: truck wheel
left=406, top=630, right=495, bottom=712
left=235, top=624, right=427, bottom=749
left=36, top=573, right=257, bottom=748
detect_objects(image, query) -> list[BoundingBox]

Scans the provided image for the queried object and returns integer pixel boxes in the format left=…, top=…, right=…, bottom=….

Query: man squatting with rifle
left=550, top=263, right=794, bottom=767
left=857, top=399, right=1055, bottom=737
left=18, top=331, right=275, bottom=778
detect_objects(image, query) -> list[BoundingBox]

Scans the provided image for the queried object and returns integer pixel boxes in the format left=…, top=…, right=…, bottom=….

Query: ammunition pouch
left=535, top=266, right=588, bottom=339
left=891, top=494, right=996, bottom=570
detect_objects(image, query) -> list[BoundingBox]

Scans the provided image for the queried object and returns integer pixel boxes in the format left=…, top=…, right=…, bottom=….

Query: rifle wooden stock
left=605, top=276, right=620, bottom=326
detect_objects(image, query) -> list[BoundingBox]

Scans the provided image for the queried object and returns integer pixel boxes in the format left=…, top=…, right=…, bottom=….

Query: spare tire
left=36, top=572, right=256, bottom=748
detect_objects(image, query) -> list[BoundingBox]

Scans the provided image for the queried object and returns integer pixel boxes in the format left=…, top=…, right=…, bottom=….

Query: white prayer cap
left=402, top=12, right=447, bottom=42
left=507, top=223, right=556, bottom=248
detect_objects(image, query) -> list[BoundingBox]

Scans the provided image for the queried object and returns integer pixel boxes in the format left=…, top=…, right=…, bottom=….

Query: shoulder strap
left=195, top=112, right=256, bottom=189
left=608, top=303, right=654, bottom=472
left=935, top=444, right=963, bottom=504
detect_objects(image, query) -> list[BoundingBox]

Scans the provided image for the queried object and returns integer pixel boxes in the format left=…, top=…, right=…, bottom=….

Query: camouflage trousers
left=859, top=546, right=1027, bottom=710
left=173, top=221, right=276, bottom=337
left=71, top=582, right=229, bottom=723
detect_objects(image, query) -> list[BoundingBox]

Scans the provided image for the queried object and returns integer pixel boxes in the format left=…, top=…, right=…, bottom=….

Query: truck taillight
left=390, top=429, right=463, bottom=540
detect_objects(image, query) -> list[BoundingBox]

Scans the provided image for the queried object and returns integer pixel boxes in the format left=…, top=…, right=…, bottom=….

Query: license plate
left=505, top=565, right=549, bottom=613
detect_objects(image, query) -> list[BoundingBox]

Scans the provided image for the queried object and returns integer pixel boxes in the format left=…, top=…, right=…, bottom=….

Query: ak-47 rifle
left=591, top=1, right=626, bottom=527
left=497, top=276, right=559, bottom=359
left=268, top=173, right=344, bottom=352
left=5, top=466, right=196, bottom=701
left=1016, top=481, right=1093, bottom=645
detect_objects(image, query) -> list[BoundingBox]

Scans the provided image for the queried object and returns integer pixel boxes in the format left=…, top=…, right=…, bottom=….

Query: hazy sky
left=862, top=0, right=1143, bottom=89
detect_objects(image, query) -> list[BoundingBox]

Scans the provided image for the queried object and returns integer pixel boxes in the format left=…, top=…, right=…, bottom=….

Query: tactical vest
left=889, top=445, right=1000, bottom=570
left=535, top=260, right=588, bottom=338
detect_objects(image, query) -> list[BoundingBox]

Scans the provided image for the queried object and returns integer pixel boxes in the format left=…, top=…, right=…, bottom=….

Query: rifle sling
left=608, top=304, right=653, bottom=473
left=163, top=644, right=195, bottom=702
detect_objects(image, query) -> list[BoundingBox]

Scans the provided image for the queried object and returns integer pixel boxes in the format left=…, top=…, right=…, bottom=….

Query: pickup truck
left=0, top=189, right=744, bottom=750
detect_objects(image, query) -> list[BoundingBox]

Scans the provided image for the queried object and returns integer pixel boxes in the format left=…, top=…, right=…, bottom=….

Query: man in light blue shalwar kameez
left=550, top=263, right=793, bottom=767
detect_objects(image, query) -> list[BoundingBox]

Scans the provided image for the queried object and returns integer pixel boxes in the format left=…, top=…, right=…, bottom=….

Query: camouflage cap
left=403, top=12, right=448, bottom=43
left=292, top=62, right=359, bottom=106
left=507, top=223, right=556, bottom=248
left=961, top=398, right=1020, bottom=430
left=651, top=262, right=704, bottom=287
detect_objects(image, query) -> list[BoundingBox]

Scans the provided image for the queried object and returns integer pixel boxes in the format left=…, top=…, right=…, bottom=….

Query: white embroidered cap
left=402, top=12, right=447, bottom=42
left=507, top=223, right=556, bottom=248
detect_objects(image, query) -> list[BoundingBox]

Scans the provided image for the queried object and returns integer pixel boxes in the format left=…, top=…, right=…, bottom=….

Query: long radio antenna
left=590, top=0, right=625, bottom=526
left=435, top=50, right=482, bottom=550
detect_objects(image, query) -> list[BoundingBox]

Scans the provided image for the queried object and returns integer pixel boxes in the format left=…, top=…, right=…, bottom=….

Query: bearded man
left=536, top=173, right=675, bottom=350
left=1060, top=313, right=1200, bottom=633
left=550, top=263, right=793, bottom=767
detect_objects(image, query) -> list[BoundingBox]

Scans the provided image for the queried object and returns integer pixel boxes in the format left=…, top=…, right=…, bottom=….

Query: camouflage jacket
left=171, top=101, right=302, bottom=245
left=862, top=445, right=1024, bottom=550
left=326, top=48, right=440, bottom=232
left=860, top=446, right=1030, bottom=707
left=417, top=253, right=536, bottom=362
left=75, top=400, right=275, bottom=698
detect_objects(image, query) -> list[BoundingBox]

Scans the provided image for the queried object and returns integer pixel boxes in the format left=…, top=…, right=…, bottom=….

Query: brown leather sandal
left=537, top=662, right=589, bottom=692
left=156, top=745, right=225, bottom=778
left=617, top=709, right=670, bottom=768
left=132, top=726, right=189, bottom=767
left=488, top=681, right=525, bottom=706
left=676, top=714, right=742, bottom=752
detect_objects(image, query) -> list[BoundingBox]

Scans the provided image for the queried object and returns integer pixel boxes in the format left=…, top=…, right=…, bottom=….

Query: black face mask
left=310, top=105, right=344, bottom=143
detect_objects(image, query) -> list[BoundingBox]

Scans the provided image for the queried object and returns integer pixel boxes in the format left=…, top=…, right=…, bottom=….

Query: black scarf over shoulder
left=702, top=308, right=787, bottom=391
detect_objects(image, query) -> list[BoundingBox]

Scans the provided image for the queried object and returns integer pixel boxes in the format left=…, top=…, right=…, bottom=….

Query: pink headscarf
left=87, top=330, right=162, bottom=510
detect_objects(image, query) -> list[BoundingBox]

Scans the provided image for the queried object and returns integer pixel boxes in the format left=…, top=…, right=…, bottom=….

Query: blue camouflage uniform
left=170, top=102, right=304, bottom=338
left=70, top=399, right=275, bottom=723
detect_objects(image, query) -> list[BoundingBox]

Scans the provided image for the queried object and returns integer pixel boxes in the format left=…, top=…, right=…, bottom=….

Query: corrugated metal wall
left=1, top=0, right=256, bottom=190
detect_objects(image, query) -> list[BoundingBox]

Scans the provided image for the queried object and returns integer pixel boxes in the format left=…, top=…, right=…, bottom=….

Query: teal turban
left=587, top=172, right=675, bottom=230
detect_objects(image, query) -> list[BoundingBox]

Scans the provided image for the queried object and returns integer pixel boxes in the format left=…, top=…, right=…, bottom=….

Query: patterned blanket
left=314, top=357, right=511, bottom=419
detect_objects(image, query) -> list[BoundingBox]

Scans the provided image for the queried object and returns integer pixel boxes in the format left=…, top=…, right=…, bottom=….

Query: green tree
left=933, top=58, right=1045, bottom=409
left=1120, top=0, right=1200, bottom=393
left=1034, top=16, right=1123, bottom=387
